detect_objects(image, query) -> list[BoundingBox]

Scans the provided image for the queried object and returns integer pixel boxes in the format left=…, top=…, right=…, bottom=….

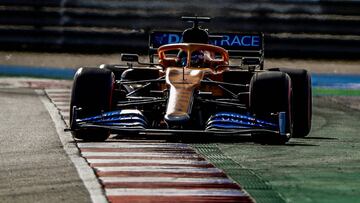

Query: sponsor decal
left=211, top=34, right=260, bottom=47
left=151, top=32, right=261, bottom=49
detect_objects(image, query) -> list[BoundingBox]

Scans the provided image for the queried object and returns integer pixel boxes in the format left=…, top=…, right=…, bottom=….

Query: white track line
left=45, top=89, right=71, bottom=94
left=87, top=159, right=209, bottom=165
left=100, top=177, right=233, bottom=184
left=38, top=90, right=107, bottom=203
left=105, top=188, right=246, bottom=197
left=95, top=166, right=222, bottom=173
left=52, top=101, right=70, bottom=106
left=78, top=142, right=190, bottom=149
left=81, top=152, right=199, bottom=158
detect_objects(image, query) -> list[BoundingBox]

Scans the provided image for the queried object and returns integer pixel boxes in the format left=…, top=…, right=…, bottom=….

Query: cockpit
left=158, top=44, right=229, bottom=70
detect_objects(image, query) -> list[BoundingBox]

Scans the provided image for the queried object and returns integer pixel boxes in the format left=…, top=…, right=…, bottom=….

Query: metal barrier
left=1, top=0, right=359, bottom=58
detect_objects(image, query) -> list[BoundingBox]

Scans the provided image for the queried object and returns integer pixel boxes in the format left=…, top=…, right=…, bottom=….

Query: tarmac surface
left=0, top=88, right=90, bottom=203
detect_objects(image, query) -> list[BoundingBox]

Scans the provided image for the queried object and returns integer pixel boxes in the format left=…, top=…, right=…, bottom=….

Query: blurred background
left=0, top=0, right=359, bottom=72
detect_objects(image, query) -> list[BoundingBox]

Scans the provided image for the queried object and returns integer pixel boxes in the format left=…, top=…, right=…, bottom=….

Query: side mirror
left=120, top=53, right=164, bottom=70
left=242, top=57, right=260, bottom=66
left=121, top=54, right=139, bottom=62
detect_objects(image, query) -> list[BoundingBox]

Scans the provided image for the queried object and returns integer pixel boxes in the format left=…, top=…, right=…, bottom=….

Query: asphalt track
left=1, top=77, right=359, bottom=203
left=0, top=88, right=90, bottom=203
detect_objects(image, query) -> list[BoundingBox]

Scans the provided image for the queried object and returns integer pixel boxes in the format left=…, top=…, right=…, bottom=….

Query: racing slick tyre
left=249, top=72, right=293, bottom=144
left=269, top=68, right=312, bottom=137
left=99, top=64, right=125, bottom=80
left=70, top=67, right=114, bottom=141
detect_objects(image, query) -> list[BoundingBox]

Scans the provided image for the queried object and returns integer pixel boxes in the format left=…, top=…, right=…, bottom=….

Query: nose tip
left=164, top=112, right=190, bottom=124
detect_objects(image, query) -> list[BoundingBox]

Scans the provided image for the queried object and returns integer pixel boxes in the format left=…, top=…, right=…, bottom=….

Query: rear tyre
left=249, top=72, right=293, bottom=144
left=70, top=67, right=114, bottom=141
left=269, top=68, right=312, bottom=137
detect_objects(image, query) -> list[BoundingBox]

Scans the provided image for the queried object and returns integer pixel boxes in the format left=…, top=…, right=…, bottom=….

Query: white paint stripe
left=45, top=89, right=71, bottom=93
left=82, top=152, right=199, bottom=158
left=46, top=93, right=70, bottom=97
left=38, top=89, right=107, bottom=203
left=78, top=142, right=190, bottom=149
left=95, top=166, right=222, bottom=173
left=51, top=98, right=70, bottom=101
left=106, top=188, right=246, bottom=197
left=48, top=94, right=70, bottom=97
left=87, top=159, right=209, bottom=165
left=54, top=100, right=70, bottom=104
left=100, top=177, right=233, bottom=184
left=51, top=96, right=70, bottom=99
left=53, top=101, right=69, bottom=106
left=57, top=105, right=69, bottom=108
left=58, top=107, right=69, bottom=112
left=55, top=101, right=69, bottom=104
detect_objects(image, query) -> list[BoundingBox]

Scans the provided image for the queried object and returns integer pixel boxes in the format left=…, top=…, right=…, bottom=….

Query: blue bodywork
left=76, top=109, right=148, bottom=128
left=76, top=109, right=280, bottom=133
left=206, top=112, right=277, bottom=130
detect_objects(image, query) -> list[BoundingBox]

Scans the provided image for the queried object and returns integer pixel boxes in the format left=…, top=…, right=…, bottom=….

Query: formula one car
left=68, top=16, right=312, bottom=144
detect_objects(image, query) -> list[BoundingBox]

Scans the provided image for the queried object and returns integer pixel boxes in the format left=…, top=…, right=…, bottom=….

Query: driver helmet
left=177, top=50, right=187, bottom=67
left=190, top=50, right=205, bottom=67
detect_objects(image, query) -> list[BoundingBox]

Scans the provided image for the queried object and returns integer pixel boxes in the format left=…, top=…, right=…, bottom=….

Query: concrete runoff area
left=192, top=96, right=360, bottom=203
left=0, top=88, right=90, bottom=203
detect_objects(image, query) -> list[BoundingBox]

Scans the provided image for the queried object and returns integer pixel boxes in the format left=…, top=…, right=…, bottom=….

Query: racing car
left=68, top=16, right=312, bottom=144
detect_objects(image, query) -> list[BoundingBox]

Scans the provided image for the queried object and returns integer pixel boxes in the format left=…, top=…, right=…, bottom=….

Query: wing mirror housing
left=121, top=54, right=139, bottom=62
left=121, top=53, right=164, bottom=70
left=242, top=57, right=260, bottom=66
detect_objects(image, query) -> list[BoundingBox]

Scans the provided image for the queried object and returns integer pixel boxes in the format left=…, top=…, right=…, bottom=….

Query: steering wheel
left=158, top=43, right=229, bottom=70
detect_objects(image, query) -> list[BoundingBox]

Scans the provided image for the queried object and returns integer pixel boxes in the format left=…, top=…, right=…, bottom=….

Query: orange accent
left=159, top=43, right=230, bottom=123
left=165, top=68, right=206, bottom=122
left=159, top=58, right=177, bottom=68
left=158, top=43, right=229, bottom=70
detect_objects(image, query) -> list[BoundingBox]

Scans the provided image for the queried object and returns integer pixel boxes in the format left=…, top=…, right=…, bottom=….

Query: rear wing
left=149, top=31, right=264, bottom=68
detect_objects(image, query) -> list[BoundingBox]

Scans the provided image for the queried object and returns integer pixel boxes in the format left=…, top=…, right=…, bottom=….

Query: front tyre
left=249, top=72, right=293, bottom=144
left=70, top=67, right=115, bottom=141
left=269, top=68, right=312, bottom=137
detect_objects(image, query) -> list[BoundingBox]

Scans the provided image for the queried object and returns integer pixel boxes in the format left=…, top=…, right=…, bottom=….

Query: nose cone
left=164, top=112, right=190, bottom=124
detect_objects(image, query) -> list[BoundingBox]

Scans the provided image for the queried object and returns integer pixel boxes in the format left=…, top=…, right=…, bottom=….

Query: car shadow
left=70, top=133, right=325, bottom=147
left=301, top=136, right=338, bottom=140
left=112, top=133, right=254, bottom=144
left=285, top=142, right=319, bottom=147
left=179, top=135, right=254, bottom=144
left=112, top=133, right=317, bottom=146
